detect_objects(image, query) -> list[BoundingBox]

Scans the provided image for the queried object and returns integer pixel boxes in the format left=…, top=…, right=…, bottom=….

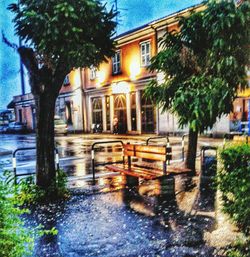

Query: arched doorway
left=92, top=97, right=103, bottom=132
left=114, top=94, right=127, bottom=133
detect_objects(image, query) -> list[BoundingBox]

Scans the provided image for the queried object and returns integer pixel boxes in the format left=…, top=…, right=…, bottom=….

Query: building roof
left=114, top=3, right=204, bottom=40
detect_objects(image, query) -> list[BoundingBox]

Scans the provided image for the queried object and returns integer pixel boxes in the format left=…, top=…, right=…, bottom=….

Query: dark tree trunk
left=185, top=128, right=198, bottom=176
left=35, top=92, right=57, bottom=189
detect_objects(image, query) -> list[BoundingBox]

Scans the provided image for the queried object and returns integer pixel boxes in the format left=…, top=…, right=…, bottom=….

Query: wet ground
left=28, top=175, right=218, bottom=257
left=0, top=133, right=233, bottom=257
left=0, top=133, right=223, bottom=181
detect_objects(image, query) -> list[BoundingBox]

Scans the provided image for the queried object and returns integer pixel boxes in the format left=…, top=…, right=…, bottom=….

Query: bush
left=217, top=144, right=250, bottom=235
left=17, top=169, right=70, bottom=205
left=0, top=170, right=61, bottom=257
left=0, top=176, right=34, bottom=257
left=226, top=238, right=250, bottom=257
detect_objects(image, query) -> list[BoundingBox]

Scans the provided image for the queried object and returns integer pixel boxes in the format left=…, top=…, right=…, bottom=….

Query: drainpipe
left=150, top=25, right=158, bottom=55
left=80, top=68, right=88, bottom=132
left=151, top=25, right=159, bottom=134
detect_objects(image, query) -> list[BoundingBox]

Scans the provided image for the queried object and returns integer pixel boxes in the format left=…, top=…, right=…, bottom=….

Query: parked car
left=54, top=117, right=68, bottom=135
left=0, top=124, right=9, bottom=133
left=7, top=122, right=27, bottom=133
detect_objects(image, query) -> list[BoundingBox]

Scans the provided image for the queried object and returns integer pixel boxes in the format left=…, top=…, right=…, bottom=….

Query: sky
left=0, top=0, right=202, bottom=110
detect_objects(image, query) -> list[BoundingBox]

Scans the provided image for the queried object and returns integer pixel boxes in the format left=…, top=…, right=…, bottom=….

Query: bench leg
left=125, top=175, right=139, bottom=188
left=158, top=175, right=175, bottom=198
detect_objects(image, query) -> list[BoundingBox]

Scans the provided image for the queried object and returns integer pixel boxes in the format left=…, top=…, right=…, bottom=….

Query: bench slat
left=135, top=145, right=166, bottom=155
left=106, top=164, right=157, bottom=180
left=135, top=151, right=166, bottom=161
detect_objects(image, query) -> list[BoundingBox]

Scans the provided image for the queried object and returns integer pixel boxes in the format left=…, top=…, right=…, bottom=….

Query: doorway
left=114, top=94, right=127, bottom=133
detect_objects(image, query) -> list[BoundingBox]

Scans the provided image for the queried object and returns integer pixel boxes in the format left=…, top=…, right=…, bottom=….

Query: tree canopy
left=9, top=0, right=116, bottom=75
left=8, top=0, right=117, bottom=189
left=146, top=0, right=250, bottom=133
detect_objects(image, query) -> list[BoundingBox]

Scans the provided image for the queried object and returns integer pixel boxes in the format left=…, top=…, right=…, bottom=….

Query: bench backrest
left=124, top=144, right=172, bottom=162
left=233, top=135, right=249, bottom=144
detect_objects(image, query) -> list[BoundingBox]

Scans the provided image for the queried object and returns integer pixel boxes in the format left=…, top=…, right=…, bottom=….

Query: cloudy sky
left=0, top=0, right=202, bottom=109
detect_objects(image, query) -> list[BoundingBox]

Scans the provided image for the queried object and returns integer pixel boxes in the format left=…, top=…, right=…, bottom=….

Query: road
left=0, top=133, right=223, bottom=183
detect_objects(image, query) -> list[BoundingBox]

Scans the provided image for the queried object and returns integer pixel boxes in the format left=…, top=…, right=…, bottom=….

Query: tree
left=8, top=0, right=116, bottom=189
left=145, top=0, right=250, bottom=174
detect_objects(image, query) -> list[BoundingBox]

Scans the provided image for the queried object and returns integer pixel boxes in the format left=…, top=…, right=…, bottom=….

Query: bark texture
left=35, top=93, right=56, bottom=188
left=185, top=128, right=198, bottom=176
left=18, top=47, right=65, bottom=189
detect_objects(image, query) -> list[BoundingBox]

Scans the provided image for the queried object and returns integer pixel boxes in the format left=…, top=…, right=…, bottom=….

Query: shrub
left=17, top=169, right=70, bottom=205
left=226, top=238, right=250, bottom=257
left=0, top=176, right=34, bottom=257
left=217, top=144, right=250, bottom=235
left=0, top=170, right=60, bottom=257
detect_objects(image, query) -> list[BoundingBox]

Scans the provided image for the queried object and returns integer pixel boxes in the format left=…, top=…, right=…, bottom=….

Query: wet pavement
left=27, top=175, right=218, bottom=257
left=0, top=133, right=235, bottom=257
left=0, top=133, right=223, bottom=181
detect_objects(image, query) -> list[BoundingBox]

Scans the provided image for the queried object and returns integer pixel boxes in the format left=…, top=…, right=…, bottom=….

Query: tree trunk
left=185, top=128, right=198, bottom=176
left=35, top=92, right=56, bottom=189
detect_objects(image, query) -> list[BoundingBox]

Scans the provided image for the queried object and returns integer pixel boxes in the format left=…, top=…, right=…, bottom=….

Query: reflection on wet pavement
left=25, top=173, right=218, bottom=257
left=0, top=134, right=225, bottom=257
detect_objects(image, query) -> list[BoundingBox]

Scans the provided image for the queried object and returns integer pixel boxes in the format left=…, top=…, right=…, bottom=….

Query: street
left=0, top=133, right=224, bottom=184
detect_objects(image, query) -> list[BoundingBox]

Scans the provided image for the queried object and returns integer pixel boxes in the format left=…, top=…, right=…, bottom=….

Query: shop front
left=88, top=85, right=157, bottom=134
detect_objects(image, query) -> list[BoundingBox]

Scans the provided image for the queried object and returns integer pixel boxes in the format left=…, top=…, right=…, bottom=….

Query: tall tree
left=8, top=0, right=116, bottom=189
left=146, top=0, right=250, bottom=174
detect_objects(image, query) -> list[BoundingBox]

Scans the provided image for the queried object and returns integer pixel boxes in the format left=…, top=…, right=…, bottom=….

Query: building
left=11, top=69, right=84, bottom=132
left=83, top=4, right=204, bottom=135
left=0, top=109, right=15, bottom=125
left=9, top=3, right=250, bottom=136
left=83, top=3, right=250, bottom=136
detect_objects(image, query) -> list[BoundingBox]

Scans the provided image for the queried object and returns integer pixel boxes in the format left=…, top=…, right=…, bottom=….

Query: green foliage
left=0, top=174, right=34, bottom=257
left=8, top=0, right=116, bottom=70
left=146, top=0, right=250, bottom=132
left=7, top=0, right=117, bottom=189
left=0, top=170, right=60, bottom=257
left=226, top=238, right=250, bottom=257
left=217, top=144, right=250, bottom=235
left=17, top=170, right=70, bottom=205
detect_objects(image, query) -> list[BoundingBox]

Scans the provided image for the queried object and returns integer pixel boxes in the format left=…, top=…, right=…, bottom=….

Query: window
left=140, top=41, right=151, bottom=67
left=112, top=51, right=121, bottom=74
left=130, top=93, right=137, bottom=131
left=63, top=75, right=70, bottom=86
left=90, top=66, right=97, bottom=80
left=141, top=90, right=156, bottom=133
left=92, top=97, right=102, bottom=126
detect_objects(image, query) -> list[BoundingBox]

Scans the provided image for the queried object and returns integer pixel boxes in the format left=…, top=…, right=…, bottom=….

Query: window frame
left=89, top=66, right=97, bottom=80
left=140, top=40, right=151, bottom=67
left=112, top=50, right=121, bottom=74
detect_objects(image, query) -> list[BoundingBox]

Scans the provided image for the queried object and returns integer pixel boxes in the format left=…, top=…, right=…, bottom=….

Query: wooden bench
left=106, top=143, right=191, bottom=180
left=233, top=135, right=249, bottom=144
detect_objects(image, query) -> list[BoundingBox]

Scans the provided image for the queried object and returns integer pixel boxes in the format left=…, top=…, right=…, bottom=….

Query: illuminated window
left=112, top=51, right=121, bottom=74
left=90, top=66, right=97, bottom=80
left=140, top=41, right=151, bottom=67
left=63, top=75, right=70, bottom=86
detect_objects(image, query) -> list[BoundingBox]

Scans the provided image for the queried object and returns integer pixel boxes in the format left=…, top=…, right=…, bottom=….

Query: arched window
left=92, top=98, right=102, bottom=129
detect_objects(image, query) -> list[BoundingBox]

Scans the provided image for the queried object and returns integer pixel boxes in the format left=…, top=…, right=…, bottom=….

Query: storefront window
left=92, top=97, right=102, bottom=132
left=141, top=91, right=156, bottom=133
left=130, top=92, right=137, bottom=131
left=114, top=94, right=127, bottom=133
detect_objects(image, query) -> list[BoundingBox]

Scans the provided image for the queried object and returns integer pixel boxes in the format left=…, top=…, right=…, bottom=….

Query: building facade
left=11, top=69, right=84, bottom=132
left=9, top=3, right=250, bottom=136
left=83, top=4, right=205, bottom=135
